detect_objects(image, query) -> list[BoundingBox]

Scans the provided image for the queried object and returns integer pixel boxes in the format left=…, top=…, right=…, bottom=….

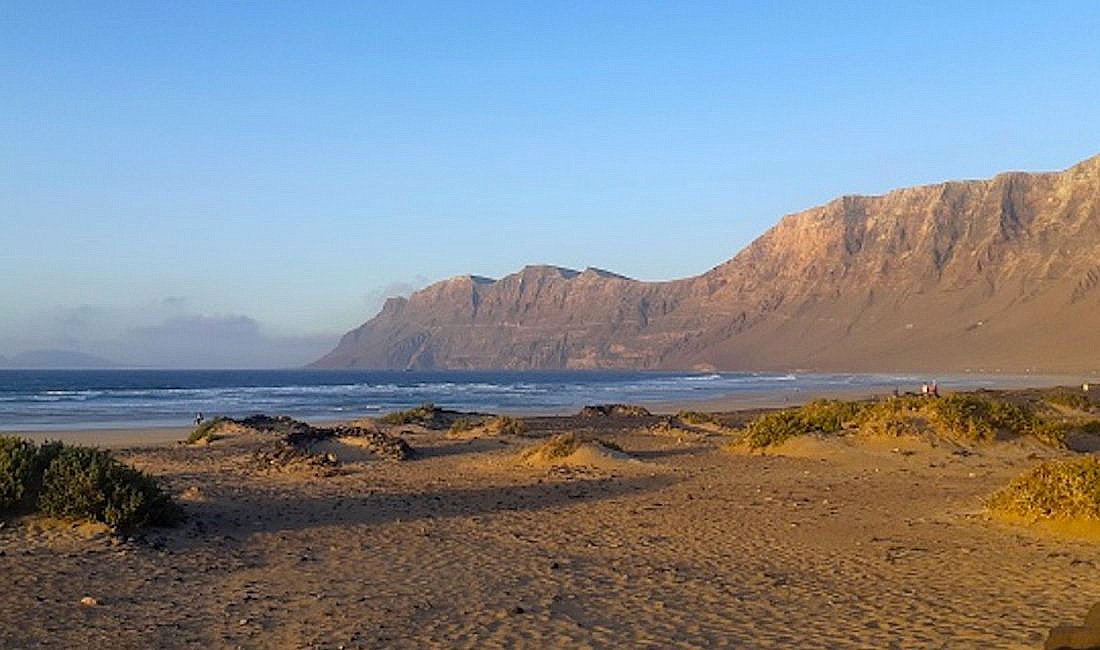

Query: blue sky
left=2, top=2, right=1099, bottom=366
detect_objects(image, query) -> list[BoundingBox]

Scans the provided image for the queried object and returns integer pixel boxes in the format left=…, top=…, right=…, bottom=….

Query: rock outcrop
left=313, top=155, right=1100, bottom=374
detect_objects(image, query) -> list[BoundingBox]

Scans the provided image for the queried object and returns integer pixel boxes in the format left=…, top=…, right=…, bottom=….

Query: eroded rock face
left=313, top=155, right=1100, bottom=374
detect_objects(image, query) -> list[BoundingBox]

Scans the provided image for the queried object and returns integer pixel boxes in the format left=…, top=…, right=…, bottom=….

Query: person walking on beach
left=931, top=381, right=939, bottom=398
left=194, top=412, right=204, bottom=427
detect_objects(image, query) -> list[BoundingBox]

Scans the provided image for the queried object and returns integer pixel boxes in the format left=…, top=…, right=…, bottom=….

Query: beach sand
left=2, top=411, right=1097, bottom=648
left=15, top=426, right=194, bottom=448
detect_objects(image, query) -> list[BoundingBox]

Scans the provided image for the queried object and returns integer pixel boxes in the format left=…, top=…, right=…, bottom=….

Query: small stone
left=80, top=596, right=98, bottom=607
left=238, top=618, right=249, bottom=626
left=511, top=606, right=525, bottom=615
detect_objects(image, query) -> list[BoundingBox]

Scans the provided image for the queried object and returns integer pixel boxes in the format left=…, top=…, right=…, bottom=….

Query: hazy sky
left=3, top=2, right=1099, bottom=366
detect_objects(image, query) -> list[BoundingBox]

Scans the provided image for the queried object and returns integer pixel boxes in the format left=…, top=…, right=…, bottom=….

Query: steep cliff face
left=312, top=155, right=1100, bottom=373
left=316, top=267, right=695, bottom=369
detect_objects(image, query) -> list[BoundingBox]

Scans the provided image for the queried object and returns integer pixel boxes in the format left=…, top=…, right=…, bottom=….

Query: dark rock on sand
left=578, top=404, right=652, bottom=418
left=218, top=415, right=416, bottom=470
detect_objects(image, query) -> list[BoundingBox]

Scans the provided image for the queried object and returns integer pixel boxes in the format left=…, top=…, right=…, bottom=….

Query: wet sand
left=2, top=410, right=1097, bottom=649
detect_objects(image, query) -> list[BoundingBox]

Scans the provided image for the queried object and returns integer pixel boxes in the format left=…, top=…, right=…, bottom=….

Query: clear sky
left=3, top=1, right=1099, bottom=366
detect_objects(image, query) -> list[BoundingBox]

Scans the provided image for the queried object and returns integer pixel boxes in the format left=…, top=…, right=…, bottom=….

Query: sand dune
left=2, top=416, right=1099, bottom=648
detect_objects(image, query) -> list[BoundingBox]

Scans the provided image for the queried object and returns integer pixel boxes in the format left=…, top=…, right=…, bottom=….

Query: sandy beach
left=3, top=396, right=1099, bottom=649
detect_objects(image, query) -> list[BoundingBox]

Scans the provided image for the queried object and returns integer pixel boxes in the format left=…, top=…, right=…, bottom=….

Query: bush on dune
left=740, top=399, right=864, bottom=449
left=448, top=418, right=475, bottom=434
left=0, top=437, right=61, bottom=512
left=0, top=436, right=181, bottom=531
left=523, top=433, right=582, bottom=461
left=1042, top=388, right=1094, bottom=413
left=187, top=417, right=228, bottom=444
left=677, top=411, right=720, bottom=426
left=736, top=392, right=1081, bottom=449
left=40, top=446, right=182, bottom=530
left=988, top=457, right=1100, bottom=521
left=485, top=415, right=526, bottom=436
left=741, top=410, right=815, bottom=449
left=522, top=432, right=622, bottom=461
left=380, top=403, right=440, bottom=426
left=448, top=415, right=527, bottom=437
left=921, top=394, right=1036, bottom=443
left=798, top=399, right=864, bottom=433
left=855, top=398, right=925, bottom=437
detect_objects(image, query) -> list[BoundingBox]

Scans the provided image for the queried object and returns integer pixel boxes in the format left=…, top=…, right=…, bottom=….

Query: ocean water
left=0, top=369, right=1025, bottom=432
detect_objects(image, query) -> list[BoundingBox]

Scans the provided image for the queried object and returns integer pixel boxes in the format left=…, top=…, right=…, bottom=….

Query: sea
left=0, top=369, right=1042, bottom=432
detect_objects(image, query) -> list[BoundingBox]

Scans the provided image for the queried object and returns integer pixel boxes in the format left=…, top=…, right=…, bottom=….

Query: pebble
left=80, top=596, right=98, bottom=607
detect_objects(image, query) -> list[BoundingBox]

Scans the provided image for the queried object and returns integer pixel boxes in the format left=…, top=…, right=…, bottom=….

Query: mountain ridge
left=0, top=349, right=120, bottom=369
left=313, top=155, right=1100, bottom=374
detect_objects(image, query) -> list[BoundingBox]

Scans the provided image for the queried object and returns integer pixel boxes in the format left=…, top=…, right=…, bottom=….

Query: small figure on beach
left=194, top=412, right=204, bottom=427
left=1085, top=382, right=1091, bottom=393
left=931, top=381, right=939, bottom=398
left=921, top=383, right=929, bottom=396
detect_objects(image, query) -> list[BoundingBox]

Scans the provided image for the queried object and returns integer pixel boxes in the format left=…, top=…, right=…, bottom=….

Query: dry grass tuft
left=523, top=433, right=583, bottom=461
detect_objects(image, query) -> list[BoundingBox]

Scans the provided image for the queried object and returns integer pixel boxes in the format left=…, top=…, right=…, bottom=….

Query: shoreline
left=6, top=374, right=1078, bottom=447
left=5, top=379, right=1098, bottom=647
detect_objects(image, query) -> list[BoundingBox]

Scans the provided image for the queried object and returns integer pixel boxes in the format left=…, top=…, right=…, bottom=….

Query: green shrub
left=1042, top=388, right=1094, bottom=412
left=448, top=418, right=475, bottom=434
left=741, top=410, right=814, bottom=449
left=380, top=403, right=439, bottom=426
left=677, top=411, right=719, bottom=426
left=0, top=437, right=62, bottom=513
left=798, top=399, right=865, bottom=433
left=1029, top=419, right=1100, bottom=448
left=187, top=417, right=227, bottom=444
left=39, top=446, right=182, bottom=531
left=736, top=392, right=1089, bottom=450
left=923, top=394, right=1036, bottom=443
left=448, top=415, right=526, bottom=436
left=987, top=399, right=1038, bottom=434
left=486, top=415, right=526, bottom=436
left=858, top=408, right=923, bottom=437
left=739, top=399, right=865, bottom=449
left=1030, top=421, right=1071, bottom=449
left=988, top=457, right=1100, bottom=520
left=1, top=438, right=41, bottom=512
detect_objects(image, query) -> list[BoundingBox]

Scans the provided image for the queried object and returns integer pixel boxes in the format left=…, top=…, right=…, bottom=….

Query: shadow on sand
left=168, top=473, right=676, bottom=546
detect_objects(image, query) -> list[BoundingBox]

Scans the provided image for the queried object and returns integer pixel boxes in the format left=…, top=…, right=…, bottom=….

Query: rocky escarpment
left=312, top=155, right=1100, bottom=374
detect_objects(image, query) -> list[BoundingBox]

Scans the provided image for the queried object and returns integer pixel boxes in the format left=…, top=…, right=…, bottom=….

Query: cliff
left=312, top=155, right=1100, bottom=374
